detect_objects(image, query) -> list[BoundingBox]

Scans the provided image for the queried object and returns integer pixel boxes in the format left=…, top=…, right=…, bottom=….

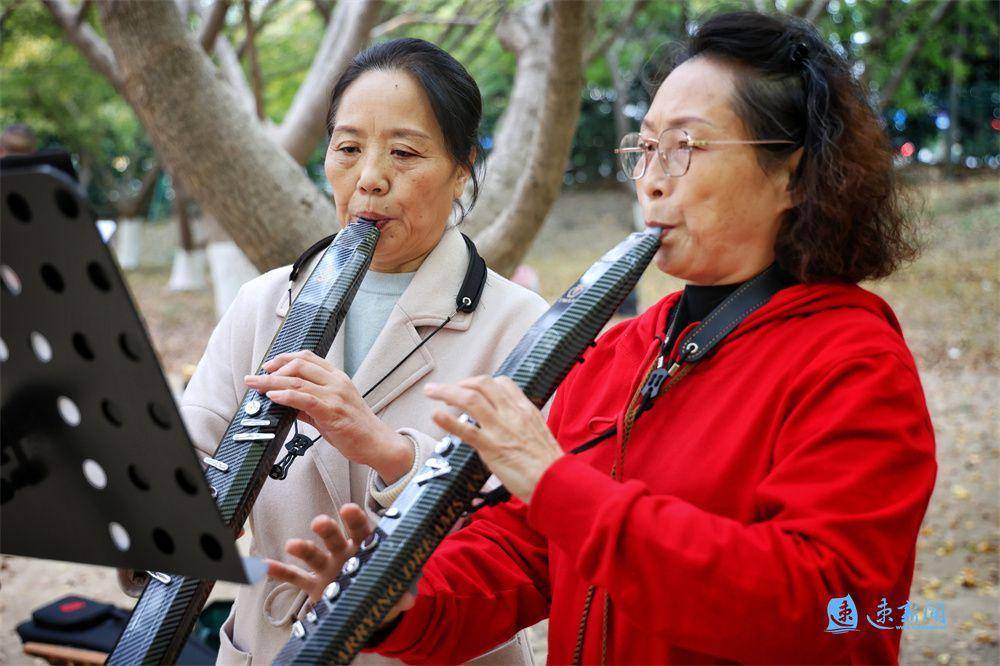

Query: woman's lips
left=354, top=212, right=392, bottom=222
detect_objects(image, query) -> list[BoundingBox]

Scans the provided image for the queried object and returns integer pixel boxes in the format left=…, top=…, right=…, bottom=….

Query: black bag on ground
left=15, top=595, right=226, bottom=664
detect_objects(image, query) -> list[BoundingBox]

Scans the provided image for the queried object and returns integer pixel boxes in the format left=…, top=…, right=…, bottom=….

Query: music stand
left=1, top=163, right=250, bottom=584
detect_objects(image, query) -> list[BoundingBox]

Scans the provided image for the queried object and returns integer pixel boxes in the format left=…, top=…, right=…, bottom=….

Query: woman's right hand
left=265, top=503, right=416, bottom=621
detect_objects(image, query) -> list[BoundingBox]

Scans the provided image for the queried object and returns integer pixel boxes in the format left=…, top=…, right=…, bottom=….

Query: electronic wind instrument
left=106, top=219, right=381, bottom=665
left=274, top=227, right=662, bottom=665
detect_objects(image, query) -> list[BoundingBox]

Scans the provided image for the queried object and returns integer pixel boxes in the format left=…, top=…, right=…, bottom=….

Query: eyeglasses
left=614, top=128, right=795, bottom=180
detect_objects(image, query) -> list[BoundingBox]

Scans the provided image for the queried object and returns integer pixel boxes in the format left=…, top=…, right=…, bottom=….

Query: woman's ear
left=780, top=147, right=805, bottom=208
left=453, top=150, right=475, bottom=200
left=453, top=171, right=468, bottom=200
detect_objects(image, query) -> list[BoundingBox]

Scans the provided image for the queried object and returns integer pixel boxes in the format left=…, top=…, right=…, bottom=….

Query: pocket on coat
left=217, top=610, right=252, bottom=666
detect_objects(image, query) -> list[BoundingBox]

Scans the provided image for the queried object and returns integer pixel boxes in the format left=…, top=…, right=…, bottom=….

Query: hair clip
left=790, top=42, right=809, bottom=66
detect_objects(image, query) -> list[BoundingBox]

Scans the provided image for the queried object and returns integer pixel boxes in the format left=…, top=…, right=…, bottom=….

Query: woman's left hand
left=424, top=376, right=563, bottom=503
left=245, top=351, right=414, bottom=484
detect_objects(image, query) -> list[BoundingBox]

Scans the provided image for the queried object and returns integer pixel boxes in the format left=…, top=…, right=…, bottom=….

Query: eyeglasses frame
left=614, top=128, right=796, bottom=179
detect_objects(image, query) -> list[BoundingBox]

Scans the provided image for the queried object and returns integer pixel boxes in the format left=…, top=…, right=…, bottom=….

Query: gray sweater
left=343, top=269, right=416, bottom=378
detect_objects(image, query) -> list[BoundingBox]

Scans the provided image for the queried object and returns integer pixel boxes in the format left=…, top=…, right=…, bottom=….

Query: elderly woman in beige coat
left=125, top=39, right=547, bottom=665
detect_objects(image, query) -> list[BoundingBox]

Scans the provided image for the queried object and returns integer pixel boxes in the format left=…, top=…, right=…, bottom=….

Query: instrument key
left=233, top=432, right=275, bottom=442
left=203, top=457, right=229, bottom=472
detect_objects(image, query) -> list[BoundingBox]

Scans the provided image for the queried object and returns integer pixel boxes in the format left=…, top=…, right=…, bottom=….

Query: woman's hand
left=245, top=351, right=413, bottom=483
left=266, top=504, right=416, bottom=617
left=423, top=376, right=563, bottom=503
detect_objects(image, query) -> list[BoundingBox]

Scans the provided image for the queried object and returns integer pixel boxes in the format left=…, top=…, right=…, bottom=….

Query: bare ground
left=1, top=176, right=997, bottom=664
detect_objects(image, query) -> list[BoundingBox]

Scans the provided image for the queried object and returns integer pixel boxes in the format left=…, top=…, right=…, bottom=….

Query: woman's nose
left=638, top=152, right=672, bottom=201
left=357, top=154, right=389, bottom=195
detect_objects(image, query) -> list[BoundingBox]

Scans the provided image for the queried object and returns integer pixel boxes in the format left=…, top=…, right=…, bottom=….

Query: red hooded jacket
left=372, top=283, right=937, bottom=664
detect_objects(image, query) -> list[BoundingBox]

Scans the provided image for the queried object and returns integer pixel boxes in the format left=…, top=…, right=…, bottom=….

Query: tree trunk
left=203, top=214, right=260, bottom=317
left=113, top=218, right=144, bottom=270
left=168, top=187, right=209, bottom=291
left=97, top=0, right=335, bottom=272
left=274, top=0, right=383, bottom=164
left=57, top=0, right=592, bottom=279
left=945, top=16, right=965, bottom=178
left=176, top=194, right=196, bottom=252
left=607, top=46, right=630, bottom=157
left=461, top=1, right=551, bottom=238
left=472, top=0, right=593, bottom=275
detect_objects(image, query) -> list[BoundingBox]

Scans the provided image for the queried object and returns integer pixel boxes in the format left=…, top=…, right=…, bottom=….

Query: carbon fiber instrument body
left=274, top=228, right=661, bottom=665
left=106, top=222, right=380, bottom=665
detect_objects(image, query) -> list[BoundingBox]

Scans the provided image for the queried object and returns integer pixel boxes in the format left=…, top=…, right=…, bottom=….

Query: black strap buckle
left=269, top=433, right=317, bottom=480
left=640, top=366, right=671, bottom=401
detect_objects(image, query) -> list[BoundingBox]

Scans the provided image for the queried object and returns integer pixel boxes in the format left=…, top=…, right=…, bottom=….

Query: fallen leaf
left=974, top=631, right=998, bottom=645
left=959, top=568, right=977, bottom=587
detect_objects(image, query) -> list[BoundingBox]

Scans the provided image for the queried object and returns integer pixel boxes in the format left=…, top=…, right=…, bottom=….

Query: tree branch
left=453, top=4, right=505, bottom=67
left=74, top=0, right=91, bottom=26
left=370, top=12, right=478, bottom=39
left=878, top=0, right=955, bottom=110
left=198, top=0, right=229, bottom=51
left=313, top=0, right=333, bottom=23
left=241, top=0, right=266, bottom=119
left=275, top=0, right=383, bottom=164
left=436, top=0, right=475, bottom=47
left=797, top=0, right=829, bottom=23
left=236, top=0, right=280, bottom=58
left=585, top=0, right=645, bottom=65
left=42, top=0, right=124, bottom=93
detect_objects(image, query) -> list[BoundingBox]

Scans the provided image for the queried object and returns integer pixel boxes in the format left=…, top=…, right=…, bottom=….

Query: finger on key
left=311, top=514, right=350, bottom=556
left=286, top=539, right=330, bottom=572
left=340, top=503, right=372, bottom=545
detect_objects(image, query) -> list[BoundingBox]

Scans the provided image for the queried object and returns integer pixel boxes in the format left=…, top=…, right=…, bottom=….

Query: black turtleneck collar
left=680, top=282, right=743, bottom=326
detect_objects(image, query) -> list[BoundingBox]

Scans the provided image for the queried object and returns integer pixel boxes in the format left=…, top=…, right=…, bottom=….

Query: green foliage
left=240, top=0, right=327, bottom=121
left=0, top=1, right=152, bottom=215
left=1, top=0, right=995, bottom=205
left=568, top=0, right=1000, bottom=182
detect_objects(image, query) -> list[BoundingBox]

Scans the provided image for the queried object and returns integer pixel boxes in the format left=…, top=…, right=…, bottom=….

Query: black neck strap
left=566, top=263, right=793, bottom=457
left=675, top=263, right=791, bottom=363
left=457, top=233, right=487, bottom=313
left=289, top=231, right=487, bottom=314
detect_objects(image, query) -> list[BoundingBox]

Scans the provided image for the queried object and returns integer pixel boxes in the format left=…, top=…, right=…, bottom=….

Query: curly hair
left=674, top=11, right=917, bottom=283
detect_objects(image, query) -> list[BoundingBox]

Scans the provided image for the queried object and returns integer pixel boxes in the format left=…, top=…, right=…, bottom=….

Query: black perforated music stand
left=1, top=164, right=250, bottom=584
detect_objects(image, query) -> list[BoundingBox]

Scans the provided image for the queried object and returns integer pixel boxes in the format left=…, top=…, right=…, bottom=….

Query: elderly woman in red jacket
left=268, top=11, right=936, bottom=664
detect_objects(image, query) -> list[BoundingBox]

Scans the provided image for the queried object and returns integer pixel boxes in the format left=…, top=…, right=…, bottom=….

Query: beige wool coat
left=178, top=228, right=548, bottom=665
